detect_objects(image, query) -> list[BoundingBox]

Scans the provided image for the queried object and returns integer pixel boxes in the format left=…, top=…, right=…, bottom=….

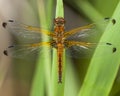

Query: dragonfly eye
left=54, top=17, right=65, bottom=25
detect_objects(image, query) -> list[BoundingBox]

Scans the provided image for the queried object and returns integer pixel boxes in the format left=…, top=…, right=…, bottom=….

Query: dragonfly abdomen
left=58, top=53, right=62, bottom=83
left=57, top=44, right=64, bottom=83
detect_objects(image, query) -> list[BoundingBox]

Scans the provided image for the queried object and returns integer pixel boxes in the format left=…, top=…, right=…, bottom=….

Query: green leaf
left=78, top=1, right=120, bottom=96
left=51, top=0, right=65, bottom=96
left=30, top=0, right=54, bottom=96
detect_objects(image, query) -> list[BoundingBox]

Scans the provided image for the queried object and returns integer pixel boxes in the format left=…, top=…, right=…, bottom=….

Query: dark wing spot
left=8, top=45, right=14, bottom=48
left=106, top=42, right=112, bottom=45
left=104, top=17, right=110, bottom=20
left=8, top=20, right=14, bottom=22
left=113, top=47, right=116, bottom=53
left=2, top=22, right=7, bottom=28
left=112, top=19, right=116, bottom=25
left=3, top=50, right=8, bottom=56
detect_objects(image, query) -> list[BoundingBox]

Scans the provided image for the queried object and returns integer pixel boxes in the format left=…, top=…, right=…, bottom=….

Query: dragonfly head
left=54, top=17, right=65, bottom=27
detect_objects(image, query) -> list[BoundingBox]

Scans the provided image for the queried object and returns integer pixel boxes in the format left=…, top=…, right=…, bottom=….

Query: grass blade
left=30, top=0, right=54, bottom=96
left=78, top=1, right=120, bottom=96
left=51, top=0, right=65, bottom=96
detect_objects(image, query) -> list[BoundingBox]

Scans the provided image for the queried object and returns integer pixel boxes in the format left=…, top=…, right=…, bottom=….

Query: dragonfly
left=2, top=17, right=114, bottom=83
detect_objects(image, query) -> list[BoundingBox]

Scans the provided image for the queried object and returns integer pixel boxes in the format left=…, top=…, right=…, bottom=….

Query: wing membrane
left=2, top=18, right=113, bottom=59
left=2, top=20, right=54, bottom=43
left=65, top=41, right=95, bottom=58
left=65, top=41, right=114, bottom=58
left=65, top=18, right=110, bottom=42
left=4, top=42, right=52, bottom=58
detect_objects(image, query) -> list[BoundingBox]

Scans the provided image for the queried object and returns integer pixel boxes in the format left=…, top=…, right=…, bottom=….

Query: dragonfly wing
left=2, top=20, right=52, bottom=44
left=65, top=41, right=113, bottom=58
left=3, top=42, right=52, bottom=59
left=65, top=18, right=110, bottom=42
left=65, top=41, right=95, bottom=58
left=66, top=45, right=94, bottom=58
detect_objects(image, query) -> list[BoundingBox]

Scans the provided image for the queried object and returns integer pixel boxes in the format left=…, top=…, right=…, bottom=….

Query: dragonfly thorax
left=53, top=17, right=65, bottom=47
left=54, top=25, right=65, bottom=33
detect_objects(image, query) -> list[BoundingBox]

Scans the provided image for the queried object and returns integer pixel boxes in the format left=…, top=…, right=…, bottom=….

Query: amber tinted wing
left=2, top=20, right=54, bottom=58
left=2, top=20, right=54, bottom=44
left=3, top=42, right=52, bottom=58
left=65, top=41, right=114, bottom=58
left=64, top=18, right=112, bottom=58
left=64, top=18, right=110, bottom=41
left=65, top=41, right=96, bottom=58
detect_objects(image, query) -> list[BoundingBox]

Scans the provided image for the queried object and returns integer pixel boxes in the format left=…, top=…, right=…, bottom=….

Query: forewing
left=65, top=18, right=111, bottom=42
left=2, top=20, right=52, bottom=44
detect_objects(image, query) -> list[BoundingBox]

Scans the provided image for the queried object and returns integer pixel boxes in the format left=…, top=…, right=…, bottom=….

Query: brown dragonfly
left=2, top=17, right=113, bottom=83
